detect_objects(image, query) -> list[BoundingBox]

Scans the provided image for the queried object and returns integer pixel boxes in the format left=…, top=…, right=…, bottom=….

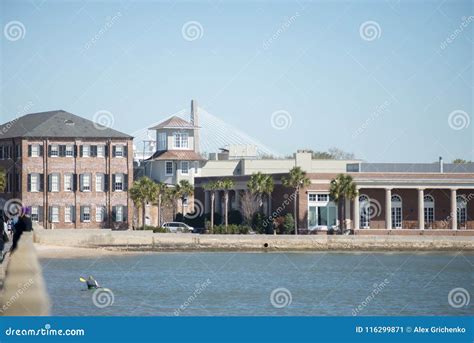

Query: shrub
left=272, top=213, right=295, bottom=234
left=211, top=224, right=251, bottom=234
left=152, top=227, right=168, bottom=233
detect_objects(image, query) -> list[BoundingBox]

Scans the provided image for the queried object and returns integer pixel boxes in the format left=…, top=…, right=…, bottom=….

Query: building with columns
left=194, top=152, right=474, bottom=234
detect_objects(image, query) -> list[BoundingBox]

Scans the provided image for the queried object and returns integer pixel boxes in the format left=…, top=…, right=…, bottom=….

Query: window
left=64, top=174, right=73, bottom=192
left=6, top=173, right=12, bottom=193
left=15, top=173, right=20, bottom=192
left=82, top=145, right=90, bottom=157
left=30, top=144, right=40, bottom=157
left=50, top=206, right=59, bottom=223
left=114, top=174, right=123, bottom=191
left=165, top=161, right=173, bottom=176
left=181, top=161, right=189, bottom=175
left=15, top=145, right=21, bottom=158
left=31, top=206, right=39, bottom=222
left=30, top=173, right=41, bottom=192
left=424, top=195, right=435, bottom=226
left=114, top=145, right=124, bottom=157
left=158, top=132, right=167, bottom=150
left=391, top=195, right=403, bottom=229
left=50, top=145, right=59, bottom=157
left=96, top=206, right=105, bottom=222
left=81, top=174, right=91, bottom=191
left=194, top=161, right=199, bottom=174
left=50, top=174, right=60, bottom=192
left=308, top=194, right=329, bottom=202
left=64, top=206, right=72, bottom=223
left=65, top=145, right=74, bottom=157
left=96, top=174, right=104, bottom=192
left=97, top=145, right=105, bottom=157
left=173, top=132, right=188, bottom=149
left=457, top=195, right=467, bottom=226
left=114, top=206, right=124, bottom=222
left=359, top=195, right=371, bottom=229
left=81, top=206, right=91, bottom=222
left=309, top=194, right=317, bottom=202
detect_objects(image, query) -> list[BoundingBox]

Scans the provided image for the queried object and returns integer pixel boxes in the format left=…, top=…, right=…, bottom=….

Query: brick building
left=0, top=110, right=133, bottom=229
left=194, top=151, right=474, bottom=234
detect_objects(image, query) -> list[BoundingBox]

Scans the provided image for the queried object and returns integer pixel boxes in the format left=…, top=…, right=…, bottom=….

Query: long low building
left=194, top=152, right=474, bottom=233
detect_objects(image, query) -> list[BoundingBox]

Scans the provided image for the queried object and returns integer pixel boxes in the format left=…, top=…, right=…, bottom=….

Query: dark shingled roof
left=0, top=110, right=132, bottom=139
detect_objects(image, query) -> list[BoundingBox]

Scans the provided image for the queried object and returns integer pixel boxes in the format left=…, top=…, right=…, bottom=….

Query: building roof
left=146, top=150, right=205, bottom=161
left=149, top=116, right=198, bottom=130
left=359, top=162, right=474, bottom=173
left=0, top=110, right=132, bottom=139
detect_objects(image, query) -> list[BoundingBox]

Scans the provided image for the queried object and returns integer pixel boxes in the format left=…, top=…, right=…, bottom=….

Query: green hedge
left=211, top=224, right=251, bottom=234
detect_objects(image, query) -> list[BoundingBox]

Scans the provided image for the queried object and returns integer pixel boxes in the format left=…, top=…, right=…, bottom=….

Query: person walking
left=10, top=207, right=33, bottom=253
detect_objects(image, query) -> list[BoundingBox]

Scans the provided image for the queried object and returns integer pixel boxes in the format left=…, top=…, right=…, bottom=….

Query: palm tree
left=130, top=176, right=159, bottom=229
left=155, top=182, right=167, bottom=227
left=329, top=174, right=358, bottom=233
left=204, top=180, right=220, bottom=232
left=282, top=167, right=311, bottom=235
left=248, top=172, right=274, bottom=215
left=0, top=168, right=5, bottom=193
left=176, top=180, right=194, bottom=217
left=217, top=178, right=234, bottom=231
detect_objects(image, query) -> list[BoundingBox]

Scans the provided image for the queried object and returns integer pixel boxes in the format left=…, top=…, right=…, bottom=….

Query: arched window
left=391, top=194, right=402, bottom=229
left=457, top=195, right=467, bottom=226
left=424, top=195, right=435, bottom=227
left=359, top=195, right=370, bottom=229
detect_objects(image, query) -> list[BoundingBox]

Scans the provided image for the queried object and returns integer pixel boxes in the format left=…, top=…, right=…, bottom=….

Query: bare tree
left=240, top=190, right=259, bottom=225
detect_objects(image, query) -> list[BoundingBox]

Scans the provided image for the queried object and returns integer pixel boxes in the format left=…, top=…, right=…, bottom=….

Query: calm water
left=40, top=252, right=474, bottom=316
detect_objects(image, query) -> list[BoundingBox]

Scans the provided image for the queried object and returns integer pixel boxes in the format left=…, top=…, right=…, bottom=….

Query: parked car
left=162, top=222, right=193, bottom=233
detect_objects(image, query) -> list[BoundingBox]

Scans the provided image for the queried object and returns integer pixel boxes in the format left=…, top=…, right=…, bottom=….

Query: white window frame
left=82, top=174, right=91, bottom=192
left=165, top=161, right=173, bottom=176
left=96, top=206, right=105, bottom=222
left=424, top=195, right=435, bottom=225
left=115, top=206, right=124, bottom=222
left=115, top=145, right=124, bottom=157
left=82, top=206, right=91, bottom=222
left=391, top=194, right=403, bottom=229
left=359, top=195, right=371, bottom=229
left=50, top=144, right=59, bottom=157
left=173, top=132, right=189, bottom=149
left=31, top=144, right=40, bottom=157
left=51, top=173, right=60, bottom=192
left=181, top=161, right=189, bottom=175
left=31, top=206, right=39, bottom=222
left=64, top=206, right=72, bottom=223
left=114, top=174, right=124, bottom=191
left=51, top=206, right=59, bottom=223
left=64, top=174, right=73, bottom=192
left=97, top=145, right=105, bottom=158
left=65, top=145, right=74, bottom=157
left=30, top=173, right=39, bottom=192
left=82, top=145, right=90, bottom=157
left=95, top=173, right=104, bottom=192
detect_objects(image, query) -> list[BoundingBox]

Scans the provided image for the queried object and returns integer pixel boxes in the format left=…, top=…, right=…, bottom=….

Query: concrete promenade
left=33, top=229, right=474, bottom=252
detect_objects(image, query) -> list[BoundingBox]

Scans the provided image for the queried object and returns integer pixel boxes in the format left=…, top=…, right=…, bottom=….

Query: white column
left=451, top=189, right=457, bottom=230
left=418, top=188, right=425, bottom=230
left=353, top=193, right=360, bottom=230
left=385, top=188, right=392, bottom=229
left=345, top=198, right=351, bottom=229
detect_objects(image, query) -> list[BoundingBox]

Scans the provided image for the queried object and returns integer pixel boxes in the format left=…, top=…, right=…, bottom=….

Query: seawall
left=33, top=229, right=474, bottom=252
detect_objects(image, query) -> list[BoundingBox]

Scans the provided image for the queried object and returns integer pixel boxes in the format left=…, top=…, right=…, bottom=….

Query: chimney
left=439, top=156, right=444, bottom=173
left=190, top=100, right=200, bottom=153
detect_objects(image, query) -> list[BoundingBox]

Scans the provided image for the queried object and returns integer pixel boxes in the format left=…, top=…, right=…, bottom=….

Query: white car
left=162, top=222, right=193, bottom=233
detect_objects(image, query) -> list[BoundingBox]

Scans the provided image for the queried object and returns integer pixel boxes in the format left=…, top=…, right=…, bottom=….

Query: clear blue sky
left=1, top=0, right=472, bottom=162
